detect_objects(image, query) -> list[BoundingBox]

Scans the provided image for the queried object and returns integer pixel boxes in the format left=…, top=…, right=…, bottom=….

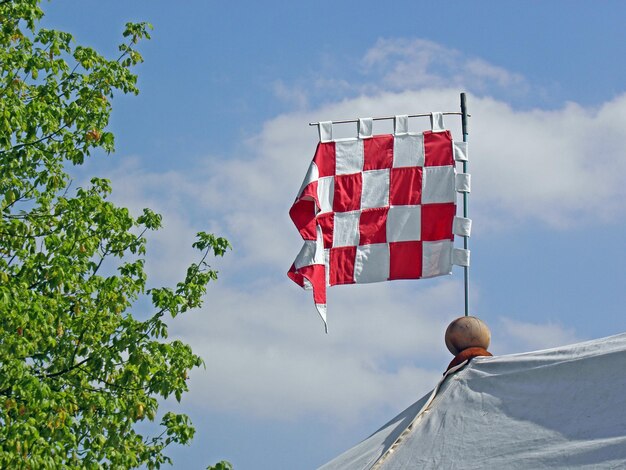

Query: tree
left=0, top=1, right=230, bottom=467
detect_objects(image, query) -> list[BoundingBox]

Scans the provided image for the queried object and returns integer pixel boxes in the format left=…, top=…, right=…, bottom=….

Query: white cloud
left=88, top=39, right=626, bottom=425
left=362, top=38, right=457, bottom=90
left=195, top=90, right=624, bottom=418
left=96, top=87, right=626, bottom=420
left=361, top=38, right=528, bottom=96
left=495, top=317, right=581, bottom=353
left=173, top=279, right=458, bottom=420
left=469, top=94, right=626, bottom=229
left=272, top=37, right=530, bottom=108
left=95, top=87, right=626, bottom=424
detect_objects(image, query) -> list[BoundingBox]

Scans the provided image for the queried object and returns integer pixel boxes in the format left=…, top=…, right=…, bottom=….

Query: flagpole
left=460, top=92, right=470, bottom=317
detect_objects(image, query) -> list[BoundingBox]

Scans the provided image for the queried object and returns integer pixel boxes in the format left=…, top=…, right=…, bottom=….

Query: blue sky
left=42, top=1, right=626, bottom=468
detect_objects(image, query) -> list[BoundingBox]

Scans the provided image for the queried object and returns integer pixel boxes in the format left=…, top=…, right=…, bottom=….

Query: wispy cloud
left=495, top=317, right=581, bottom=353
left=271, top=38, right=532, bottom=109
left=272, top=80, right=309, bottom=110
left=361, top=38, right=528, bottom=95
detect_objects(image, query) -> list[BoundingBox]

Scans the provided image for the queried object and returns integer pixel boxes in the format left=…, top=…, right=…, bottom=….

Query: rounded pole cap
left=445, top=316, right=491, bottom=356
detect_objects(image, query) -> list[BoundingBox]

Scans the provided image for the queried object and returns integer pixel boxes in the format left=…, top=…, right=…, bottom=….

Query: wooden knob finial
left=445, top=316, right=491, bottom=356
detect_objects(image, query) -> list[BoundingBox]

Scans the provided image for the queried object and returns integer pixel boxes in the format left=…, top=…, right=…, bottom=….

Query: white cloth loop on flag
left=430, top=112, right=444, bottom=131
left=453, top=248, right=470, bottom=267
left=394, top=115, right=409, bottom=134
left=454, top=141, right=468, bottom=162
left=455, top=173, right=471, bottom=193
left=358, top=118, right=373, bottom=138
left=453, top=216, right=472, bottom=237
left=319, top=121, right=333, bottom=142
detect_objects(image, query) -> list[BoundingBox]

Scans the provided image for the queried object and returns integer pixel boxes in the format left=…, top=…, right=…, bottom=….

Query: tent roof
left=319, top=332, right=626, bottom=469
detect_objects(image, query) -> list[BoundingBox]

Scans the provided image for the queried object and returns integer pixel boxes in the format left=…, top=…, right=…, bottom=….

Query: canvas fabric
left=318, top=332, right=626, bottom=469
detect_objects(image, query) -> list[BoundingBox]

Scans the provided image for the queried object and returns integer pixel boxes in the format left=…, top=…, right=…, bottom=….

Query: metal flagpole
left=460, top=92, right=470, bottom=317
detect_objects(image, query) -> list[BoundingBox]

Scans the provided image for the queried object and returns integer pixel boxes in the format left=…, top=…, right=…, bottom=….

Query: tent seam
left=368, top=359, right=473, bottom=469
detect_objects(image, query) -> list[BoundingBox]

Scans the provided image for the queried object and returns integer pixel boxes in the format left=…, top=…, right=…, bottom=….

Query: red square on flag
left=329, top=246, right=356, bottom=285
left=289, top=198, right=317, bottom=240
left=313, top=141, right=336, bottom=177
left=333, top=173, right=362, bottom=212
left=421, top=203, right=455, bottom=241
left=424, top=131, right=454, bottom=167
left=359, top=207, right=388, bottom=245
left=390, top=167, right=422, bottom=206
left=317, top=212, right=334, bottom=249
left=389, top=241, right=422, bottom=279
left=364, top=135, right=394, bottom=170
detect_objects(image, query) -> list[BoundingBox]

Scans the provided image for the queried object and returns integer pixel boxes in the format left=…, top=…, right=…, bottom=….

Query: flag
left=288, top=114, right=470, bottom=330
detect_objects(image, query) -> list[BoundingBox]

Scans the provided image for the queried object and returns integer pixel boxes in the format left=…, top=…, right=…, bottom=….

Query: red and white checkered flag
left=288, top=114, right=470, bottom=330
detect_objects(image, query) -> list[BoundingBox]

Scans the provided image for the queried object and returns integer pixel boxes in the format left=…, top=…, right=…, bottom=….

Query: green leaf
left=207, top=461, right=234, bottom=470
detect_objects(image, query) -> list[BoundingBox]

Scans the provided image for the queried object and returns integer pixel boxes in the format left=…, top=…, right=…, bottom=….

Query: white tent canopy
left=319, top=332, right=626, bottom=469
